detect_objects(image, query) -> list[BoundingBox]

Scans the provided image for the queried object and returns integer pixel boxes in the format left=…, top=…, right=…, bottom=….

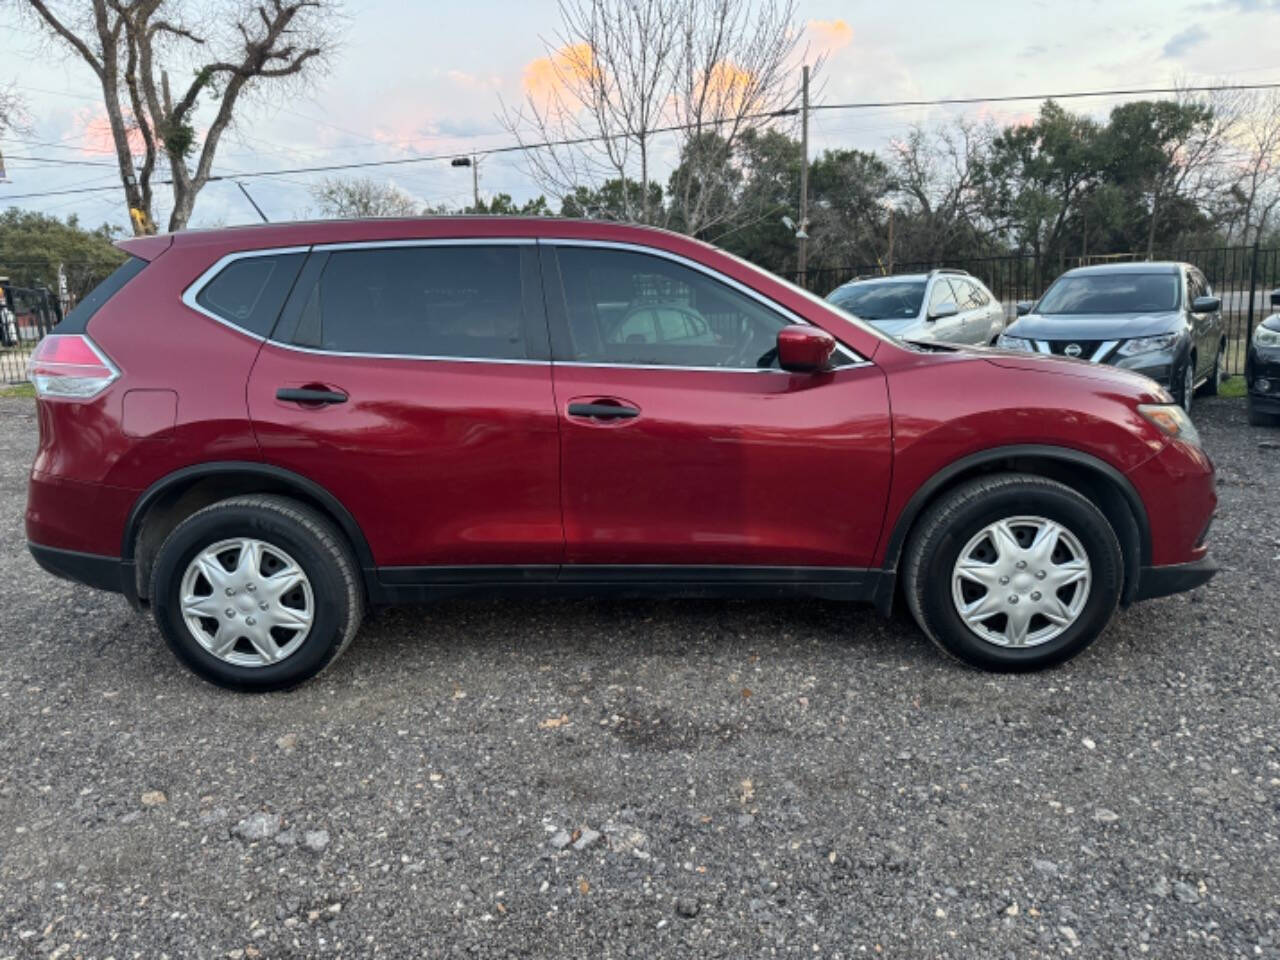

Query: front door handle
left=277, top=386, right=348, bottom=405
left=567, top=401, right=639, bottom=420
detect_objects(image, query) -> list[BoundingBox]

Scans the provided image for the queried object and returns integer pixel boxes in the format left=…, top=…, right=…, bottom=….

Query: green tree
left=0, top=208, right=125, bottom=301
left=982, top=101, right=1101, bottom=264
left=560, top=179, right=664, bottom=221
left=1102, top=99, right=1218, bottom=255
left=471, top=193, right=553, bottom=216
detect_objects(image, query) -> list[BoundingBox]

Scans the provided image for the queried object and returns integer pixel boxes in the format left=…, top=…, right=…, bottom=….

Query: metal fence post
left=1246, top=241, right=1261, bottom=354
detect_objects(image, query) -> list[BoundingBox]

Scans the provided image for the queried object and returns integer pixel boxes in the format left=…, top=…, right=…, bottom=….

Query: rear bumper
left=1133, top=555, right=1219, bottom=602
left=28, top=542, right=134, bottom=598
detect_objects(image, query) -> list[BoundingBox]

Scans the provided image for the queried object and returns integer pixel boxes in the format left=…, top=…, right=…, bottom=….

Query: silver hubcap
left=951, top=516, right=1092, bottom=648
left=179, top=538, right=314, bottom=667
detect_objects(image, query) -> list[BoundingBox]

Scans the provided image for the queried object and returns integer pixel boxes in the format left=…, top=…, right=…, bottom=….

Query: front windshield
left=827, top=280, right=926, bottom=320
left=1037, top=273, right=1180, bottom=314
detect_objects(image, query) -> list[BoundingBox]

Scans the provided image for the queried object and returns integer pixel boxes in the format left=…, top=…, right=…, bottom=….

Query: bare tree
left=0, top=82, right=30, bottom=136
left=1216, top=88, right=1280, bottom=246
left=311, top=176, right=421, bottom=218
left=890, top=119, right=999, bottom=261
left=22, top=0, right=338, bottom=234
left=500, top=0, right=812, bottom=234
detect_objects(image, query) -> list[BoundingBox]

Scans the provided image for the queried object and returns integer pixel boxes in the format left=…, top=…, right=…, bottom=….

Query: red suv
left=26, top=218, right=1216, bottom=690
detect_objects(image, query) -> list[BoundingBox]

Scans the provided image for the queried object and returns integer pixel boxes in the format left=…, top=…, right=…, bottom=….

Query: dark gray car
left=998, top=262, right=1225, bottom=412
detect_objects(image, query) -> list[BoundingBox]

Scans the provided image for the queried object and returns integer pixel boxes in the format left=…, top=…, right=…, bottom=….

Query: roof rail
left=929, top=267, right=969, bottom=276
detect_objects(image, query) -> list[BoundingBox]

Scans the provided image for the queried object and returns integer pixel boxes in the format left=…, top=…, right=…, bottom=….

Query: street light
left=451, top=156, right=479, bottom=211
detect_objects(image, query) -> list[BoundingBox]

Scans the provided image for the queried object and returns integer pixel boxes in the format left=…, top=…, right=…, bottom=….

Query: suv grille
left=1045, top=340, right=1106, bottom=358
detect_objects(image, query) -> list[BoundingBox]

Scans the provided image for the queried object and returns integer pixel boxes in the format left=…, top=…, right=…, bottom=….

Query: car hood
left=866, top=318, right=919, bottom=336
left=1007, top=311, right=1179, bottom=339
left=982, top=349, right=1171, bottom=400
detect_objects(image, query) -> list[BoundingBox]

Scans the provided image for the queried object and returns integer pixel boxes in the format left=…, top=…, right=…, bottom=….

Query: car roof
left=1060, top=261, right=1185, bottom=277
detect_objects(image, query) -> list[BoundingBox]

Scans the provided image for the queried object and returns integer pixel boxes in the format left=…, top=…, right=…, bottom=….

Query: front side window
left=287, top=245, right=528, bottom=359
left=1037, top=273, right=1180, bottom=314
left=827, top=280, right=926, bottom=321
left=552, top=246, right=791, bottom=369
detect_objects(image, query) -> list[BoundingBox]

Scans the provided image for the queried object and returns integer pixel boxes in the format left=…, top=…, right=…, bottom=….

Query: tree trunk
left=1147, top=190, right=1160, bottom=259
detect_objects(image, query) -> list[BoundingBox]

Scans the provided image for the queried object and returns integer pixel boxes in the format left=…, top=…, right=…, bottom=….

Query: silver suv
left=825, top=269, right=1006, bottom=346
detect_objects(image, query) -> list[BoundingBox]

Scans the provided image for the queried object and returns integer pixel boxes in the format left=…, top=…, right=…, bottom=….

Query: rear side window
left=195, top=253, right=305, bottom=337
left=285, top=245, right=529, bottom=359
left=58, top=257, right=147, bottom=333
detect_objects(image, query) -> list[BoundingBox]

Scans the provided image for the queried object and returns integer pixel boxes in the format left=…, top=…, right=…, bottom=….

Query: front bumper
left=1133, top=556, right=1219, bottom=602
left=1247, top=346, right=1280, bottom=411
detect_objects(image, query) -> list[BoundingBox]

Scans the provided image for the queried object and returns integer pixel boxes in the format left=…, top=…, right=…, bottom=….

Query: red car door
left=542, top=242, right=892, bottom=572
left=246, top=241, right=562, bottom=571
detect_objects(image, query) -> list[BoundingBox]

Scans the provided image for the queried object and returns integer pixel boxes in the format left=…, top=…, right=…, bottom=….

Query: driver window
left=553, top=246, right=790, bottom=368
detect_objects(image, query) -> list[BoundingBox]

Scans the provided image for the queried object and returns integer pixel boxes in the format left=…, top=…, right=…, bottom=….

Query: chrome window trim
left=311, top=237, right=537, bottom=252
left=264, top=339, right=548, bottom=366
left=542, top=238, right=867, bottom=368
left=181, top=245, right=311, bottom=342
left=183, top=236, right=871, bottom=372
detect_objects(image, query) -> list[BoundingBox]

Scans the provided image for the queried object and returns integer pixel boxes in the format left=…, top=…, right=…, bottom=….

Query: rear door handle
left=276, top=387, right=348, bottom=405
left=567, top=401, right=639, bottom=420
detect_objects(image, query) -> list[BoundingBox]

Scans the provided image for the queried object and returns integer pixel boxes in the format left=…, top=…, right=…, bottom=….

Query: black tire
left=150, top=495, right=363, bottom=691
left=903, top=474, right=1124, bottom=671
left=1174, top=356, right=1195, bottom=412
left=1198, top=342, right=1224, bottom=397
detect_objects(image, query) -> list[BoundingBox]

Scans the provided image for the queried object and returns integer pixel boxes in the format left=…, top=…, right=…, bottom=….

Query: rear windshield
left=58, top=257, right=147, bottom=333
left=1037, top=274, right=1180, bottom=314
left=827, top=280, right=926, bottom=320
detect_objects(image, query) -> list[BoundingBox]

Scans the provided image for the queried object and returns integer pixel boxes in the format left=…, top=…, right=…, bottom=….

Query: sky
left=3, top=0, right=1279, bottom=233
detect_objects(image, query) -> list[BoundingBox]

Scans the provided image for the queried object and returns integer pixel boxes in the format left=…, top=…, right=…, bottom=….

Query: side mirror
left=1016, top=300, right=1034, bottom=316
left=928, top=301, right=958, bottom=321
left=1192, top=295, right=1221, bottom=314
left=1270, top=288, right=1280, bottom=308
left=776, top=324, right=837, bottom=373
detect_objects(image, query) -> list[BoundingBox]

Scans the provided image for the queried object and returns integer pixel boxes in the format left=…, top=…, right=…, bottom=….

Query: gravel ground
left=1, top=393, right=1277, bottom=959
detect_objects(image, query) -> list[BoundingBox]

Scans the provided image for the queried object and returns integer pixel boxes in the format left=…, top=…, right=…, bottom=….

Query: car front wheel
left=150, top=495, right=363, bottom=691
left=903, top=474, right=1124, bottom=671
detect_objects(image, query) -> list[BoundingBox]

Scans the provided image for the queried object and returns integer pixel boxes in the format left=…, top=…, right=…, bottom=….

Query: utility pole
left=452, top=156, right=481, bottom=211
left=797, top=64, right=810, bottom=287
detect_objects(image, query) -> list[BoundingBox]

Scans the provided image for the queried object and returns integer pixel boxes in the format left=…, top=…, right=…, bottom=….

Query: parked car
left=825, top=269, right=1005, bottom=347
left=998, top=262, right=1225, bottom=412
left=1246, top=288, right=1280, bottom=426
left=26, top=219, right=1216, bottom=690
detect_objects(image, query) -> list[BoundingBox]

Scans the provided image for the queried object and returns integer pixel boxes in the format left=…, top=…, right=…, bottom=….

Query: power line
left=0, top=153, right=117, bottom=167
left=812, top=82, right=1280, bottom=113
left=4, top=80, right=1280, bottom=203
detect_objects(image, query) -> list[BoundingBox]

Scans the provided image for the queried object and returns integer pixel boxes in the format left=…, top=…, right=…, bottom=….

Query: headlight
left=997, top=334, right=1034, bottom=351
left=1138, top=403, right=1201, bottom=447
left=1255, top=325, right=1280, bottom=348
left=1117, top=333, right=1177, bottom=357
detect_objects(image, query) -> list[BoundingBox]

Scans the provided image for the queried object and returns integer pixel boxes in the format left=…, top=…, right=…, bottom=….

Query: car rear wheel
left=903, top=474, right=1123, bottom=671
left=150, top=495, right=363, bottom=691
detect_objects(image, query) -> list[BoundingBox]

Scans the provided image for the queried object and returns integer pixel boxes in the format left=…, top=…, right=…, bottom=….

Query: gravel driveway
left=1, top=394, right=1277, bottom=958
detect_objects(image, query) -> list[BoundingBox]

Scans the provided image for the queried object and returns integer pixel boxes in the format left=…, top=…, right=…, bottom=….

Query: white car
left=826, top=269, right=1006, bottom=347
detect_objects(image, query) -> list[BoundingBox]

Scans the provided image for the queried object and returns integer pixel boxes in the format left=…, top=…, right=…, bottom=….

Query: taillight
left=27, top=334, right=120, bottom=399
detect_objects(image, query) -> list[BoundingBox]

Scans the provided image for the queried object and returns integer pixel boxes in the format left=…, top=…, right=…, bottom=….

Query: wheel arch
left=875, top=444, right=1150, bottom=614
left=124, top=462, right=375, bottom=604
